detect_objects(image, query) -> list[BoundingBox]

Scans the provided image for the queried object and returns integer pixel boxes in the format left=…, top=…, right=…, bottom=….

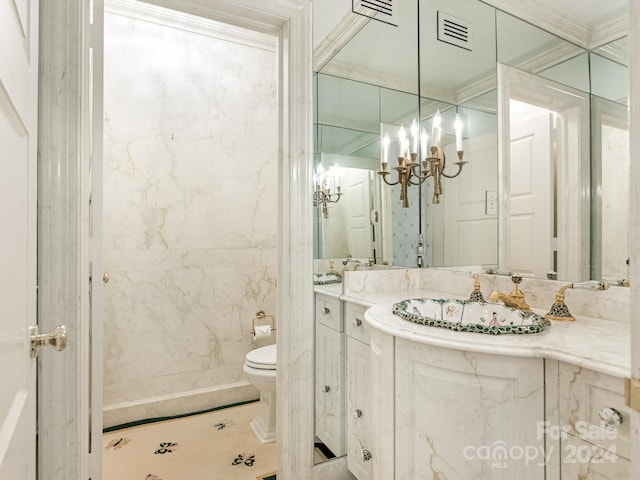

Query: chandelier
left=314, top=169, right=342, bottom=218
left=378, top=110, right=466, bottom=206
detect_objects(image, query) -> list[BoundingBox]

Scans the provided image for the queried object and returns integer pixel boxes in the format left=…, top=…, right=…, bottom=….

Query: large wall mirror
left=312, top=0, right=629, bottom=464
left=313, top=0, right=629, bottom=282
left=314, top=74, right=420, bottom=266
left=314, top=0, right=419, bottom=268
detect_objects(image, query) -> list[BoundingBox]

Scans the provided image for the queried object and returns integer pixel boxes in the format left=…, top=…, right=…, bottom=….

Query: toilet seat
left=245, top=344, right=276, bottom=370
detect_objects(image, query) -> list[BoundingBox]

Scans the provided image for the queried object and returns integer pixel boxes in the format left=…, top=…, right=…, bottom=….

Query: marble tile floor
left=103, top=401, right=277, bottom=480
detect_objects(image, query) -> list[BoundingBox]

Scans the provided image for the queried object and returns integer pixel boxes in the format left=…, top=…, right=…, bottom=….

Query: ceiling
left=313, top=0, right=628, bottom=56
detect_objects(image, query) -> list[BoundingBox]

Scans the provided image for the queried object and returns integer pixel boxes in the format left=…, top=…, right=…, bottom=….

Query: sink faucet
left=326, top=260, right=341, bottom=277
left=545, top=280, right=609, bottom=322
left=489, top=275, right=532, bottom=312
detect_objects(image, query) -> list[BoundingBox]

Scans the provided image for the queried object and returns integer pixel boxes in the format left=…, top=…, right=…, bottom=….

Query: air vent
left=353, top=0, right=398, bottom=27
left=437, top=11, right=472, bottom=51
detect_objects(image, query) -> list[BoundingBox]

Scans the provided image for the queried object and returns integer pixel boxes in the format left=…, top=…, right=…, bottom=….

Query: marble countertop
left=313, top=282, right=343, bottom=299
left=349, top=289, right=630, bottom=379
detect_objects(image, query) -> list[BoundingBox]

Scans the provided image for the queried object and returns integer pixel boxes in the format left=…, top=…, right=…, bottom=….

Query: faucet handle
left=545, top=284, right=575, bottom=322
left=572, top=280, right=609, bottom=290
left=510, top=274, right=527, bottom=296
left=469, top=274, right=485, bottom=302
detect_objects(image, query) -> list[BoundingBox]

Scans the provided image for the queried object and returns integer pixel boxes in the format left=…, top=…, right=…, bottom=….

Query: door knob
left=103, top=273, right=110, bottom=284
left=30, top=325, right=67, bottom=358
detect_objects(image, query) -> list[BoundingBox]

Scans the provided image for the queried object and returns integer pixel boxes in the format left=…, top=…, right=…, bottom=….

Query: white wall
left=102, top=1, right=277, bottom=426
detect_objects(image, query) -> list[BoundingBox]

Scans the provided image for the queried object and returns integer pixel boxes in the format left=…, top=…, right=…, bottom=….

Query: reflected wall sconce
left=378, top=110, right=466, bottom=206
left=314, top=172, right=342, bottom=218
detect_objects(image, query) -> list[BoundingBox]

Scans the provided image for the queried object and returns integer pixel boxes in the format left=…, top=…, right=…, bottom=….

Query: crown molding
left=320, top=59, right=418, bottom=96
left=484, top=0, right=628, bottom=49
left=589, top=14, right=628, bottom=49
left=105, top=0, right=276, bottom=52
left=594, top=40, right=628, bottom=66
left=313, top=12, right=371, bottom=72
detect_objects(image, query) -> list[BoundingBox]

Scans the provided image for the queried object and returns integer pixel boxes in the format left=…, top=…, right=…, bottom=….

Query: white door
left=0, top=0, right=39, bottom=478
left=344, top=169, right=373, bottom=258
left=441, top=133, right=498, bottom=267
left=509, top=111, right=553, bottom=278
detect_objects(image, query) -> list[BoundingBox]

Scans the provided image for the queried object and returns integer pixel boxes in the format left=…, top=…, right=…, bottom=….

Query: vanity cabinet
left=345, top=302, right=394, bottom=480
left=555, top=362, right=631, bottom=478
left=315, top=293, right=346, bottom=457
left=349, top=301, right=632, bottom=480
left=395, top=339, right=545, bottom=479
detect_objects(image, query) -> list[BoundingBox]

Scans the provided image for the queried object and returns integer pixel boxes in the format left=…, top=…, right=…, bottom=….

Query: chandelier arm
left=440, top=161, right=468, bottom=179
left=378, top=172, right=401, bottom=187
left=407, top=172, right=427, bottom=186
left=408, top=163, right=432, bottom=181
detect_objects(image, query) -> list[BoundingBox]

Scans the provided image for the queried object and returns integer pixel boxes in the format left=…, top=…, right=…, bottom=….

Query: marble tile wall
left=102, top=4, right=277, bottom=426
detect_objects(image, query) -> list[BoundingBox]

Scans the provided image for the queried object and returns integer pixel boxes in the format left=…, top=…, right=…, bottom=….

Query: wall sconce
left=378, top=110, right=467, bottom=206
left=314, top=172, right=342, bottom=218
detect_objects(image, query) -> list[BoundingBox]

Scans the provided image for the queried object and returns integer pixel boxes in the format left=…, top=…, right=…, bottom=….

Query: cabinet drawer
left=560, top=432, right=630, bottom=479
left=345, top=302, right=370, bottom=344
left=347, top=336, right=374, bottom=479
left=316, top=294, right=343, bottom=331
left=558, top=362, right=630, bottom=460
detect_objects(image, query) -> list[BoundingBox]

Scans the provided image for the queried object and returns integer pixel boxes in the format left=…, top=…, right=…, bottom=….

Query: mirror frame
left=497, top=64, right=591, bottom=280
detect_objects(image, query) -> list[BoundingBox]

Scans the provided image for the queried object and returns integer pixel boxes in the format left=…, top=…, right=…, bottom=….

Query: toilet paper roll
left=253, top=325, right=272, bottom=340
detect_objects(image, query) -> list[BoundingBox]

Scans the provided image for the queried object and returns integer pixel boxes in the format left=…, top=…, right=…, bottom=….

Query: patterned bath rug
left=103, top=402, right=277, bottom=480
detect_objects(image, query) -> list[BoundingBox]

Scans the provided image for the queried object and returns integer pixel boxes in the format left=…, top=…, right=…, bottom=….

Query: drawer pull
left=352, top=318, right=362, bottom=327
left=599, top=407, right=623, bottom=427
left=361, top=449, right=372, bottom=461
left=353, top=409, right=363, bottom=418
left=323, top=307, right=330, bottom=315
left=322, top=385, right=331, bottom=393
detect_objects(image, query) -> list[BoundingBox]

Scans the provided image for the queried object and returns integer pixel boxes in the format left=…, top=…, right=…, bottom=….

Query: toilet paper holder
left=251, top=310, right=276, bottom=334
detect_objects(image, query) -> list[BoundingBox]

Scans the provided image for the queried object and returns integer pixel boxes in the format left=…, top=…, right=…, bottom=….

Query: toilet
left=243, top=344, right=277, bottom=443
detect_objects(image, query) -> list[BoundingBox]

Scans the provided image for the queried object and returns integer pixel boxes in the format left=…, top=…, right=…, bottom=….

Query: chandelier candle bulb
left=411, top=118, right=419, bottom=154
left=398, top=124, right=407, bottom=157
left=431, top=110, right=442, bottom=148
left=382, top=133, right=390, bottom=166
left=455, top=113, right=464, bottom=152
left=420, top=128, right=428, bottom=158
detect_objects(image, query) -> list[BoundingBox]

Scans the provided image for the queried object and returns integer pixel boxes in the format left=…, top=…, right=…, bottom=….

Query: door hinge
left=624, top=377, right=640, bottom=412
